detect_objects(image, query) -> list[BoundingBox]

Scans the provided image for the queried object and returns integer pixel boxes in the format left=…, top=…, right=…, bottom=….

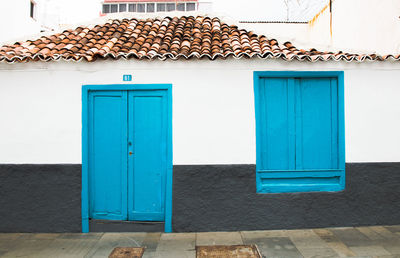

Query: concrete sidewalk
left=0, top=225, right=399, bottom=258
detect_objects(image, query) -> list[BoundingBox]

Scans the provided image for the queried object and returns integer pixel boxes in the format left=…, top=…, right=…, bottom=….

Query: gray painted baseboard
left=0, top=163, right=399, bottom=232
left=173, top=163, right=400, bottom=232
left=0, top=164, right=81, bottom=233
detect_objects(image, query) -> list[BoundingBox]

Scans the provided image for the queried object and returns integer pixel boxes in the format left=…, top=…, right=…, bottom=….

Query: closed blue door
left=88, top=89, right=168, bottom=222
left=254, top=72, right=345, bottom=193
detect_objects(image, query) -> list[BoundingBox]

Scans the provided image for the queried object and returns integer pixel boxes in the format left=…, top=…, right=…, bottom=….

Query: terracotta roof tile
left=0, top=16, right=397, bottom=63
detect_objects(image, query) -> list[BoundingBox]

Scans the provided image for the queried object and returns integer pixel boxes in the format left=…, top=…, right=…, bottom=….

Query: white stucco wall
left=0, top=0, right=43, bottom=44
left=239, top=0, right=400, bottom=55
left=0, top=60, right=400, bottom=164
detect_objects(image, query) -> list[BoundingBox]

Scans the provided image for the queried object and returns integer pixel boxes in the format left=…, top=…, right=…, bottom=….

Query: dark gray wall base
left=1, top=163, right=399, bottom=233
left=172, top=163, right=400, bottom=232
left=0, top=164, right=82, bottom=233
left=89, top=220, right=164, bottom=232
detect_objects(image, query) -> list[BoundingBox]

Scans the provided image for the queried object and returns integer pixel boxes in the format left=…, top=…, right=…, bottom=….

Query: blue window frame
left=254, top=71, right=345, bottom=193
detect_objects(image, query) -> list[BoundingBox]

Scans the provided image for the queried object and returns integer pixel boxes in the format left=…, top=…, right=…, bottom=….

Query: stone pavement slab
left=141, top=232, right=162, bottom=252
left=287, top=229, right=340, bottom=258
left=37, top=238, right=98, bottom=258
left=0, top=225, right=400, bottom=258
left=58, top=233, right=104, bottom=240
left=385, top=225, right=400, bottom=233
left=156, top=233, right=195, bottom=252
left=241, top=230, right=288, bottom=239
left=143, top=250, right=195, bottom=258
left=30, top=233, right=61, bottom=240
left=241, top=230, right=302, bottom=257
left=370, top=226, right=399, bottom=239
left=357, top=227, right=386, bottom=241
left=242, top=236, right=302, bottom=258
left=287, top=229, right=328, bottom=248
left=330, top=227, right=372, bottom=246
left=0, top=238, right=54, bottom=258
left=297, top=247, right=339, bottom=258
left=196, top=231, right=243, bottom=246
left=0, top=233, right=22, bottom=256
left=313, top=229, right=356, bottom=257
left=85, top=232, right=147, bottom=258
left=381, top=239, right=400, bottom=255
left=349, top=245, right=391, bottom=256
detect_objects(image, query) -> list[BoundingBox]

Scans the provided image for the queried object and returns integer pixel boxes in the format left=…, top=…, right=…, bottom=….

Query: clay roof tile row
left=0, top=16, right=399, bottom=63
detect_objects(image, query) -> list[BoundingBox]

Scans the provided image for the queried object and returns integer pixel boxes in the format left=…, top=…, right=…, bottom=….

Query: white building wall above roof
left=0, top=0, right=42, bottom=44
left=238, top=0, right=400, bottom=55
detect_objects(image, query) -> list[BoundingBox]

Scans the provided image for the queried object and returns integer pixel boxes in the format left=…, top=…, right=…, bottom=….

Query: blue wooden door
left=88, top=89, right=168, bottom=222
left=255, top=73, right=344, bottom=193
left=88, top=91, right=128, bottom=220
left=128, top=90, right=167, bottom=221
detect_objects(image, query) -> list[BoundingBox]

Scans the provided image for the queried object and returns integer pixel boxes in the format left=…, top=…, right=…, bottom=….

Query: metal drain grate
left=108, top=247, right=145, bottom=258
left=196, top=245, right=262, bottom=258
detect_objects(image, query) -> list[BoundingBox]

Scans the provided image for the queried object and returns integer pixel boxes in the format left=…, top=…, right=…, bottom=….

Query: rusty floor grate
left=108, top=247, right=145, bottom=258
left=196, top=245, right=262, bottom=258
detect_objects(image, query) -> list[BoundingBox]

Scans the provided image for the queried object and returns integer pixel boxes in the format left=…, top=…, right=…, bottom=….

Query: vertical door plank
left=260, top=78, right=292, bottom=170
left=128, top=90, right=167, bottom=221
left=296, top=78, right=338, bottom=170
left=294, top=78, right=303, bottom=170
left=89, top=91, right=128, bottom=220
left=287, top=78, right=296, bottom=170
left=330, top=78, right=339, bottom=169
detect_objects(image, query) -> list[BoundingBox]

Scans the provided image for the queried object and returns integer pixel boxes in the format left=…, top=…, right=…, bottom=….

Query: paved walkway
left=0, top=225, right=399, bottom=257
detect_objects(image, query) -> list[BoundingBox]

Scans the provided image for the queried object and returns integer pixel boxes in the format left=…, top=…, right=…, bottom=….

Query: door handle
left=128, top=141, right=133, bottom=155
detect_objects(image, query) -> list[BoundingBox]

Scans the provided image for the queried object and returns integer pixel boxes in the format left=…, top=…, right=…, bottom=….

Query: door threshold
left=89, top=219, right=165, bottom=232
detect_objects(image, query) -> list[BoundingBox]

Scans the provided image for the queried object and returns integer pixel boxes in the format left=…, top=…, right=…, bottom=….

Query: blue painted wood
left=337, top=73, right=346, bottom=190
left=287, top=79, right=296, bottom=171
left=164, top=86, right=173, bottom=233
left=259, top=78, right=292, bottom=171
left=81, top=88, right=89, bottom=233
left=259, top=177, right=342, bottom=193
left=128, top=90, right=168, bottom=221
left=88, top=91, right=128, bottom=220
left=330, top=78, right=339, bottom=169
left=254, top=71, right=345, bottom=193
left=294, top=78, right=303, bottom=170
left=296, top=78, right=338, bottom=170
left=258, top=170, right=344, bottom=193
left=82, top=84, right=173, bottom=233
left=84, top=84, right=172, bottom=91
left=258, top=169, right=344, bottom=174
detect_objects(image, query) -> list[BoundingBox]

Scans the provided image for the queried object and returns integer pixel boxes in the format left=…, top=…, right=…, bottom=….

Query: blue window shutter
left=254, top=72, right=345, bottom=193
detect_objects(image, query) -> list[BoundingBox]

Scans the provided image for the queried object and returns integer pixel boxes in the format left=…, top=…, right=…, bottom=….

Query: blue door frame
left=254, top=71, right=345, bottom=193
left=82, top=84, right=173, bottom=233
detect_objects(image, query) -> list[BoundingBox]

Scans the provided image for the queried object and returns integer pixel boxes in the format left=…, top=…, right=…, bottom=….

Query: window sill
left=256, top=169, right=345, bottom=193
